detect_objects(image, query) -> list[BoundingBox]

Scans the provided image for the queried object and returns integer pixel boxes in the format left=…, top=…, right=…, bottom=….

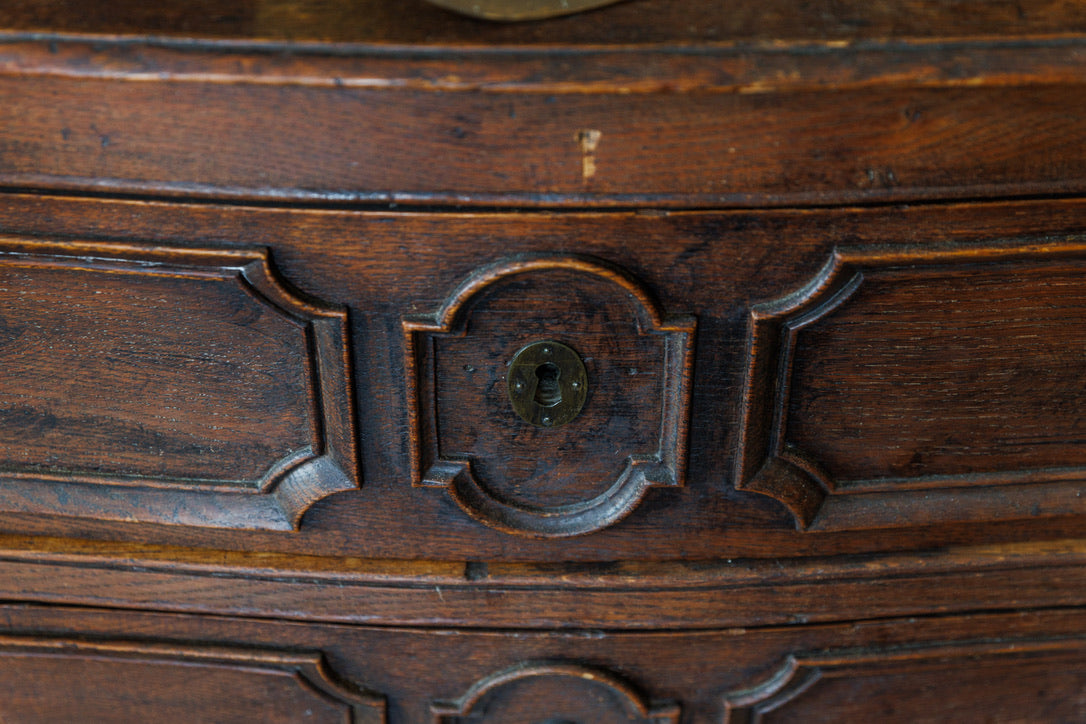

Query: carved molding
left=0, top=636, right=385, bottom=723
left=432, top=661, right=680, bottom=723
left=723, top=638, right=1086, bottom=723
left=404, top=254, right=695, bottom=537
left=735, top=239, right=1086, bottom=530
left=0, top=237, right=358, bottom=531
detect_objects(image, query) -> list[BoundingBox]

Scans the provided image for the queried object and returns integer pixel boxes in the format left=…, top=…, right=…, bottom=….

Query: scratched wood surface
left=0, top=7, right=1083, bottom=719
left=0, top=248, right=312, bottom=485
left=0, top=16, right=1085, bottom=206
left=0, top=193, right=1082, bottom=562
left=0, top=535, right=1080, bottom=629
left=0, top=604, right=1082, bottom=723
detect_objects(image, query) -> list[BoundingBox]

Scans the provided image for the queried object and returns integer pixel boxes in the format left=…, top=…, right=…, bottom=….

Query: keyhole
left=508, top=341, right=587, bottom=428
left=534, top=362, right=562, bottom=407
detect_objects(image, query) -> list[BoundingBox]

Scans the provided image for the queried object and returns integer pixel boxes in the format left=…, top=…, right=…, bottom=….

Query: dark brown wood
left=737, top=241, right=1086, bottom=531
left=0, top=195, right=1082, bottom=561
left=431, top=662, right=681, bottom=723
left=0, top=238, right=358, bottom=530
left=0, top=536, right=1081, bottom=629
left=0, top=603, right=1082, bottom=724
left=2, top=0, right=1085, bottom=44
left=724, top=640, right=1086, bottom=723
left=0, top=4, right=1083, bottom=720
left=404, top=255, right=694, bottom=537
left=1, top=36, right=1085, bottom=207
left=0, top=638, right=385, bottom=723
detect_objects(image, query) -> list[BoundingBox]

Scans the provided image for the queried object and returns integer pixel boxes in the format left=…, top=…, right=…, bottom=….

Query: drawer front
left=0, top=194, right=1082, bottom=561
left=0, top=605, right=1082, bottom=724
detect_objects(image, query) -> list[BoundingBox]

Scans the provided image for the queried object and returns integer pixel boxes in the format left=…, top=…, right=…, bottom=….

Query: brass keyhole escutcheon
left=508, top=341, right=588, bottom=428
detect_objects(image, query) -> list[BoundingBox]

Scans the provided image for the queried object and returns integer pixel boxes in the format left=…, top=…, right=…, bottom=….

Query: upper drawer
left=0, top=193, right=1082, bottom=563
left=1, top=33, right=1085, bottom=208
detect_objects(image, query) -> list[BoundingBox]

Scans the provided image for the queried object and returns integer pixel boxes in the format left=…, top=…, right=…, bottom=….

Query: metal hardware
left=424, top=0, right=624, bottom=21
left=507, top=340, right=587, bottom=427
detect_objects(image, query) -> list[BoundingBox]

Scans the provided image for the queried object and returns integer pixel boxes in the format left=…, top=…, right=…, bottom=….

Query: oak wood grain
left=1, top=35, right=1085, bottom=207
left=725, top=641, right=1086, bottom=723
left=0, top=535, right=1079, bottom=629
left=737, top=241, right=1086, bottom=530
left=0, top=638, right=384, bottom=723
left=0, top=193, right=1082, bottom=561
left=0, top=239, right=359, bottom=530
left=405, top=255, right=694, bottom=537
left=0, top=7, right=1082, bottom=720
left=0, top=604, right=1081, bottom=723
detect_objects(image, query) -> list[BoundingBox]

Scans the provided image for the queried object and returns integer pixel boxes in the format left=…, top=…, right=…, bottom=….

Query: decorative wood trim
left=0, top=537, right=1080, bottom=629
left=735, top=239, right=1086, bottom=530
left=0, top=237, right=358, bottom=531
left=5, top=37, right=1086, bottom=100
left=723, top=637, right=1086, bottom=723
left=0, top=635, right=385, bottom=723
left=432, top=661, right=680, bottom=723
left=404, top=254, right=695, bottom=537
left=6, top=38, right=1086, bottom=210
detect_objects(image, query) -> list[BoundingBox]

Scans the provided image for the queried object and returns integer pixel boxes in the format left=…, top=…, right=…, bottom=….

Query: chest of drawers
left=0, top=1, right=1084, bottom=720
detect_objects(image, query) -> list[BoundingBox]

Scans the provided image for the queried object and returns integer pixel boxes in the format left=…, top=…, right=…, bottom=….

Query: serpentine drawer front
left=0, top=605, right=1083, bottom=722
left=0, top=202, right=1081, bottom=561
left=0, top=0, right=1084, bottom=720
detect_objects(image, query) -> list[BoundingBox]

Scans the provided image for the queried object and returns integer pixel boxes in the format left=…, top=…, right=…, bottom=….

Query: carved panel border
left=735, top=239, right=1086, bottom=530
left=432, top=661, right=680, bottom=723
left=0, top=237, right=358, bottom=531
left=0, top=635, right=385, bottom=722
left=723, top=637, right=1086, bottom=723
left=404, top=255, right=695, bottom=537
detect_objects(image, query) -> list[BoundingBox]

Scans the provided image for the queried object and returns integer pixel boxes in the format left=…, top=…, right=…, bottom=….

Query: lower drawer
left=0, top=605, right=1082, bottom=723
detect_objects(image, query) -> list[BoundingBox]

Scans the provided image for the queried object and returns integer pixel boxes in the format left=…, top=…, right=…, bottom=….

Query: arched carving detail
left=432, top=661, right=680, bottom=723
left=404, top=254, right=695, bottom=537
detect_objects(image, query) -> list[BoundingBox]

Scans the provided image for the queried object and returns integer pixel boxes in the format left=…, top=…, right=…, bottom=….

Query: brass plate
left=507, top=341, right=588, bottom=428
left=424, top=0, right=625, bottom=21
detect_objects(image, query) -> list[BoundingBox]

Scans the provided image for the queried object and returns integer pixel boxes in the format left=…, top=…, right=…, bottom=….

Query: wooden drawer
left=0, top=604, right=1082, bottom=723
left=0, top=193, right=1081, bottom=563
left=1, top=3, right=1084, bottom=718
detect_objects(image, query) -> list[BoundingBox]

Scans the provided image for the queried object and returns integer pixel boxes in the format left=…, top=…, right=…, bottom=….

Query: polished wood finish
left=0, top=1, right=1083, bottom=720
left=724, top=638, right=1086, bottom=723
